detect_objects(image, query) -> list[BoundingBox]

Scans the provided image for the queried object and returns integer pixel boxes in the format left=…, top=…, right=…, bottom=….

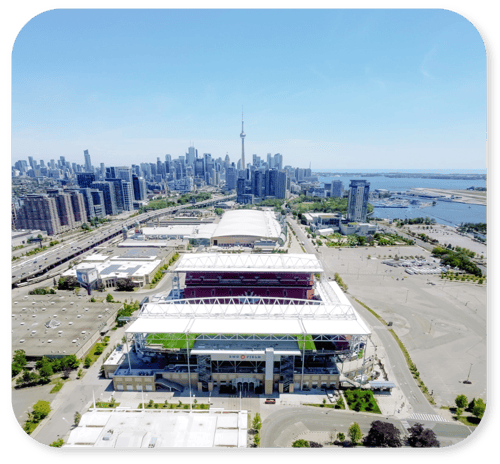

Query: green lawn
left=146, top=333, right=316, bottom=351
left=344, top=389, right=381, bottom=414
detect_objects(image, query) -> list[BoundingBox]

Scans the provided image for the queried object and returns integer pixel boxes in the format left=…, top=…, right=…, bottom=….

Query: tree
left=337, top=432, right=345, bottom=441
left=84, top=356, right=92, bottom=368
left=58, top=276, right=80, bottom=290
left=254, top=433, right=261, bottom=447
left=106, top=293, right=114, bottom=302
left=348, top=422, right=363, bottom=445
left=472, top=398, right=486, bottom=420
left=363, top=421, right=402, bottom=447
left=407, top=423, right=440, bottom=447
left=309, top=441, right=323, bottom=448
left=116, top=278, right=135, bottom=291
left=292, top=439, right=310, bottom=448
left=455, top=394, right=468, bottom=409
left=32, top=400, right=51, bottom=421
left=252, top=413, right=262, bottom=431
left=74, top=411, right=82, bottom=426
left=50, top=439, right=64, bottom=447
left=39, top=363, right=54, bottom=379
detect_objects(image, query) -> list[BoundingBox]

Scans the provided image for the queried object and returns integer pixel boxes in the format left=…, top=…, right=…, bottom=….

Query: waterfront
left=318, top=174, right=487, bottom=226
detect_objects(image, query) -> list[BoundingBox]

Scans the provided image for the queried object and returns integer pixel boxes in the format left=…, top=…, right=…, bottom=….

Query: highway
left=11, top=194, right=234, bottom=287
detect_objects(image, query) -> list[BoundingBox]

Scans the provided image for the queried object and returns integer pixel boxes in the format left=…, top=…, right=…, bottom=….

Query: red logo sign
left=241, top=355, right=245, bottom=359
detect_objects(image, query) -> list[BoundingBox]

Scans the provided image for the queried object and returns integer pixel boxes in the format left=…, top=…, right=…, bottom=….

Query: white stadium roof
left=212, top=210, right=281, bottom=239
left=126, top=282, right=371, bottom=336
left=175, top=253, right=323, bottom=273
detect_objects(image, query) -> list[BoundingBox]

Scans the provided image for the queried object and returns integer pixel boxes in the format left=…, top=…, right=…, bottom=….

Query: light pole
left=466, top=363, right=473, bottom=383
left=239, top=390, right=242, bottom=411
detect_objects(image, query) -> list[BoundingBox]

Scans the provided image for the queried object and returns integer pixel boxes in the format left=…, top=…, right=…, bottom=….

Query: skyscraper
left=84, top=150, right=92, bottom=172
left=347, top=180, right=370, bottom=222
left=240, top=113, right=246, bottom=170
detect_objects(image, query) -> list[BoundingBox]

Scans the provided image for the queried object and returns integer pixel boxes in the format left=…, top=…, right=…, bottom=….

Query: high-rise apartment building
left=76, top=173, right=96, bottom=189
left=90, top=181, right=118, bottom=216
left=15, top=195, right=61, bottom=236
left=331, top=180, right=344, bottom=198
left=132, top=174, right=147, bottom=201
left=347, top=180, right=370, bottom=222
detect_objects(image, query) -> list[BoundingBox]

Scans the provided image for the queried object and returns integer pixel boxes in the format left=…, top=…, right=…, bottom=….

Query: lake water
left=317, top=174, right=487, bottom=226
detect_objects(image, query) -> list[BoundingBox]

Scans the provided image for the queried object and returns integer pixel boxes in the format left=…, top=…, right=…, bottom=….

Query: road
left=287, top=217, right=436, bottom=416
left=261, top=406, right=471, bottom=448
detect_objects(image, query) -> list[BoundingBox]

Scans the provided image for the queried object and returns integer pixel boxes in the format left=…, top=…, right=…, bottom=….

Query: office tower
left=304, top=168, right=312, bottom=178
left=252, top=169, right=265, bottom=198
left=156, top=158, right=165, bottom=178
left=240, top=113, right=246, bottom=170
left=186, top=146, right=196, bottom=167
left=267, top=153, right=273, bottom=168
left=132, top=174, right=147, bottom=201
left=76, top=173, right=96, bottom=189
left=39, top=160, right=45, bottom=168
left=225, top=166, right=237, bottom=190
left=90, top=181, right=118, bottom=216
left=115, top=166, right=133, bottom=183
left=59, top=156, right=66, bottom=168
left=203, top=153, right=212, bottom=173
left=347, top=180, right=370, bottom=222
left=237, top=159, right=242, bottom=171
left=331, top=180, right=343, bottom=198
left=49, top=159, right=56, bottom=169
left=15, top=195, right=62, bottom=235
left=84, top=149, right=92, bottom=172
left=28, top=156, right=35, bottom=169
left=105, top=167, right=116, bottom=179
left=252, top=154, right=261, bottom=167
left=194, top=158, right=205, bottom=178
left=267, top=169, right=279, bottom=197
left=236, top=177, right=246, bottom=200
left=14, top=160, right=28, bottom=173
left=274, top=153, right=283, bottom=171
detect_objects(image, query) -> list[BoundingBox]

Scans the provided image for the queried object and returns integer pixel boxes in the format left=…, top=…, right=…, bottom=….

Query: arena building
left=210, top=210, right=284, bottom=247
left=112, top=253, right=373, bottom=396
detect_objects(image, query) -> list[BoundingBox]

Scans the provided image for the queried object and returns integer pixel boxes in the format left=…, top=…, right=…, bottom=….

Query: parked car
left=265, top=398, right=276, bottom=404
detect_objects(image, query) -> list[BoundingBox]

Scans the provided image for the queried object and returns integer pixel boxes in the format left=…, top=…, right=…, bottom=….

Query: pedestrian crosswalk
left=407, top=413, right=448, bottom=422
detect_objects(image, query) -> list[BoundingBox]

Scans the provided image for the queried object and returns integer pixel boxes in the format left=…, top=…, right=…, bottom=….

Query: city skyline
left=11, top=9, right=486, bottom=170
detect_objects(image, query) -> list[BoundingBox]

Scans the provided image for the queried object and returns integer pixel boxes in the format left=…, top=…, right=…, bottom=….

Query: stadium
left=112, top=253, right=372, bottom=395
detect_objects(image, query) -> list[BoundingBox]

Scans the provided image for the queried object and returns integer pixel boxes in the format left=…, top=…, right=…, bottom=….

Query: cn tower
left=240, top=112, right=246, bottom=170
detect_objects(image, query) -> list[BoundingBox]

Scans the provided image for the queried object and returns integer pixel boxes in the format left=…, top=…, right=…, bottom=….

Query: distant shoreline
left=314, top=172, right=486, bottom=180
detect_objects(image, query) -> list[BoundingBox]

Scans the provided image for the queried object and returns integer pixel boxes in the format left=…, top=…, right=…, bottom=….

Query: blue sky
left=11, top=9, right=486, bottom=170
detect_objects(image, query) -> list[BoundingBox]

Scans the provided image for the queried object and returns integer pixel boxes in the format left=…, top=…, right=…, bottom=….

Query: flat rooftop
left=191, top=338, right=301, bottom=355
left=11, top=294, right=121, bottom=357
left=65, top=409, right=247, bottom=448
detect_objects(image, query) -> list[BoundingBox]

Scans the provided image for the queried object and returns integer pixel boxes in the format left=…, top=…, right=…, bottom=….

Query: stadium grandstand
left=112, top=253, right=372, bottom=396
